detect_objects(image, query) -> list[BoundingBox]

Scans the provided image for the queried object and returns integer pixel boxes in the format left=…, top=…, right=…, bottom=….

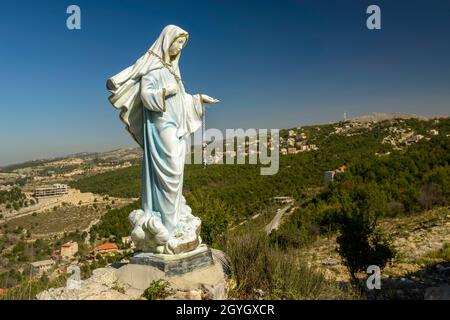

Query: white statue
left=107, top=25, right=219, bottom=254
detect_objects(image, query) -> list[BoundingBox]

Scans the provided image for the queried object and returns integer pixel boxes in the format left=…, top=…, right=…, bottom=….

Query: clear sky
left=1, top=0, right=449, bottom=166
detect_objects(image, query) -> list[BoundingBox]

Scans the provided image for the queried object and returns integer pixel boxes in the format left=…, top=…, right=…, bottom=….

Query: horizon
left=1, top=110, right=447, bottom=168
left=1, top=0, right=450, bottom=165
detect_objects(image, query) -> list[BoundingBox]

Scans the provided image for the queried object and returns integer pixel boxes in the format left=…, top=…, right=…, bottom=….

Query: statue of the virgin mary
left=106, top=25, right=219, bottom=254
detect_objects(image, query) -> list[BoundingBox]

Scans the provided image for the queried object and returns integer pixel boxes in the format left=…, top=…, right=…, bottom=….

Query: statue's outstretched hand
left=201, top=94, right=220, bottom=105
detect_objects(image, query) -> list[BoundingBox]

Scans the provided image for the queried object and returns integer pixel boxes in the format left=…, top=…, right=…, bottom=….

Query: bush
left=336, top=212, right=395, bottom=282
left=223, top=229, right=356, bottom=299
left=142, top=279, right=172, bottom=300
left=424, top=242, right=450, bottom=261
left=0, top=275, right=67, bottom=300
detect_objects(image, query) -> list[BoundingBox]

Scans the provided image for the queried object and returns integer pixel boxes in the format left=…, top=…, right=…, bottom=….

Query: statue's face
left=168, top=35, right=187, bottom=57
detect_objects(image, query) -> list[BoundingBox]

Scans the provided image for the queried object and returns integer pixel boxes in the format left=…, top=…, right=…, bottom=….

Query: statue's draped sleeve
left=184, top=93, right=204, bottom=135
left=140, top=71, right=167, bottom=112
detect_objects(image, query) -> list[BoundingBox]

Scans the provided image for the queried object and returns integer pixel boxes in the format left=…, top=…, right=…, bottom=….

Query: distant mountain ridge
left=2, top=111, right=448, bottom=170
left=348, top=112, right=445, bottom=123
left=0, top=147, right=141, bottom=172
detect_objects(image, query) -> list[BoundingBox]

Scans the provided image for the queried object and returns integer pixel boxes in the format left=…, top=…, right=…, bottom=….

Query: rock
left=89, top=268, right=117, bottom=286
left=395, top=289, right=405, bottom=299
left=37, top=248, right=229, bottom=300
left=424, top=285, right=450, bottom=300
left=36, top=271, right=129, bottom=300
left=211, top=248, right=232, bottom=278
left=168, top=289, right=203, bottom=300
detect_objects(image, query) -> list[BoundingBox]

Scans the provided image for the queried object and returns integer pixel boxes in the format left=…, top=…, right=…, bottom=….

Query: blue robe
left=140, top=67, right=203, bottom=234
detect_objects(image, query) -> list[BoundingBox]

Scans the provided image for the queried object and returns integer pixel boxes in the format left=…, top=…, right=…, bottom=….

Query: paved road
left=265, top=204, right=295, bottom=234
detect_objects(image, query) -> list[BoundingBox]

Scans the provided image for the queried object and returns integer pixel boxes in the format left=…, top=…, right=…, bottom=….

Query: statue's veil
left=106, top=25, right=189, bottom=147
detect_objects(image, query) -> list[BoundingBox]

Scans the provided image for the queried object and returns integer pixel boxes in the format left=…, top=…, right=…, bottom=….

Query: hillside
left=1, top=115, right=449, bottom=300
left=70, top=117, right=449, bottom=241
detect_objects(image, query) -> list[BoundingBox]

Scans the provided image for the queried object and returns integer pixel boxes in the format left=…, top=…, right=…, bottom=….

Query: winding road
left=265, top=203, right=296, bottom=234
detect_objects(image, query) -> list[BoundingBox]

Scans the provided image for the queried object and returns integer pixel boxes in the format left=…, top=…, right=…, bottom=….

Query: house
left=324, top=171, right=335, bottom=184
left=0, top=288, right=7, bottom=296
left=30, top=260, right=55, bottom=276
left=60, top=241, right=78, bottom=259
left=121, top=236, right=134, bottom=249
left=273, top=196, right=295, bottom=204
left=324, top=165, right=348, bottom=184
left=287, top=138, right=296, bottom=146
left=94, top=243, right=118, bottom=255
left=429, top=129, right=439, bottom=136
left=287, top=148, right=298, bottom=154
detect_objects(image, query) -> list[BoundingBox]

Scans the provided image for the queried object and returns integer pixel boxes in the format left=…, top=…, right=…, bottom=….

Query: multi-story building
left=33, top=184, right=69, bottom=198
left=30, top=259, right=55, bottom=276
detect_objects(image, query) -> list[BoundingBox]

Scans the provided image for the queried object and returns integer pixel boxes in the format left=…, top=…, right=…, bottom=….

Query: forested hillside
left=71, top=118, right=449, bottom=249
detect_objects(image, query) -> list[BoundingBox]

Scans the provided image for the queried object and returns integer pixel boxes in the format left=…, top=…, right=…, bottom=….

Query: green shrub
left=142, top=279, right=172, bottom=300
left=424, top=242, right=450, bottom=261
left=336, top=212, right=395, bottom=282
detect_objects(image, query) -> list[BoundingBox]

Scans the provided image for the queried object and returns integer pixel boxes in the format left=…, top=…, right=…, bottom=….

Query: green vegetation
left=2, top=239, right=52, bottom=264
left=0, top=187, right=27, bottom=210
left=336, top=212, right=395, bottom=281
left=70, top=166, right=141, bottom=198
left=415, top=242, right=450, bottom=266
left=142, top=279, right=172, bottom=300
left=224, top=229, right=358, bottom=299
left=69, top=117, right=450, bottom=288
left=90, top=201, right=140, bottom=243
left=0, top=274, right=67, bottom=300
left=424, top=242, right=450, bottom=261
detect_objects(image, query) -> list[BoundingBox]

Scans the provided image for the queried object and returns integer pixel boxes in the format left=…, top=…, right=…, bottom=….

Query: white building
left=429, top=129, right=439, bottom=136
left=30, top=260, right=55, bottom=276
left=33, top=184, right=69, bottom=198
left=324, top=171, right=335, bottom=184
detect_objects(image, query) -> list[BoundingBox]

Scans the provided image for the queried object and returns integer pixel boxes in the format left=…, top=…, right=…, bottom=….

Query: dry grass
left=222, top=229, right=359, bottom=300
left=1, top=204, right=107, bottom=236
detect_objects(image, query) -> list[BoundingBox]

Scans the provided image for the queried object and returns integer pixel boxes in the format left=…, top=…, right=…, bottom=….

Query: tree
left=417, top=183, right=445, bottom=210
left=336, top=209, right=395, bottom=282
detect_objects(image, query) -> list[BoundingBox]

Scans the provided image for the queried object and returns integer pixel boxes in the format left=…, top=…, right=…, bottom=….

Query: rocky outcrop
left=424, top=285, right=450, bottom=300
left=37, top=248, right=230, bottom=300
left=37, top=268, right=130, bottom=300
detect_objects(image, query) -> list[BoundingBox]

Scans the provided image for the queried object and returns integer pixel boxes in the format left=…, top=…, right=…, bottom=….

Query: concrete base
left=129, top=244, right=214, bottom=277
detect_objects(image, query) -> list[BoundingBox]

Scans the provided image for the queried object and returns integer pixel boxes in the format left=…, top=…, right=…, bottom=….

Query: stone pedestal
left=130, top=244, right=214, bottom=277
left=37, top=248, right=230, bottom=300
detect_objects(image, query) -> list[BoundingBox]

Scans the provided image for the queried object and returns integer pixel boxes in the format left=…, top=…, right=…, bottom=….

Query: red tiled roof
left=95, top=243, right=118, bottom=251
left=62, top=242, right=72, bottom=248
left=0, top=288, right=7, bottom=295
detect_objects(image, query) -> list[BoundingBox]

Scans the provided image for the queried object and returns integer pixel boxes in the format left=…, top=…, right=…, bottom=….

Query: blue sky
left=1, top=0, right=449, bottom=165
